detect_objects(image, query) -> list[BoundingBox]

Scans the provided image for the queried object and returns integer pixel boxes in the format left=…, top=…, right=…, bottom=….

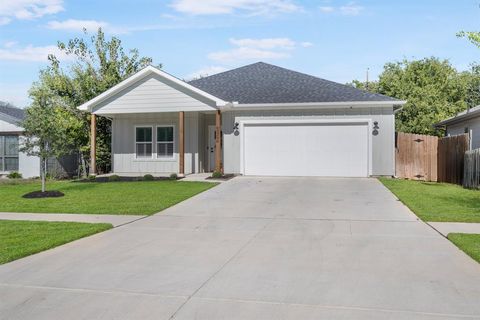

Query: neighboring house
left=79, top=62, right=405, bottom=177
left=0, top=103, right=40, bottom=178
left=435, top=105, right=480, bottom=150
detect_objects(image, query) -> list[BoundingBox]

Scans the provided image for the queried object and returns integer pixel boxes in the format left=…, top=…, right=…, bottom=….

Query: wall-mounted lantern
left=372, top=121, right=379, bottom=136
left=233, top=122, right=240, bottom=136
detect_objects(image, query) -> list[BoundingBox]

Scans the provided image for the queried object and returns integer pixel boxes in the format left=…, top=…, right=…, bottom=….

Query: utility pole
left=366, top=67, right=370, bottom=91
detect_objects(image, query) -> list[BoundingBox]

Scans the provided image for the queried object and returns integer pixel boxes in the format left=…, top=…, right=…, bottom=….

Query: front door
left=208, top=125, right=216, bottom=171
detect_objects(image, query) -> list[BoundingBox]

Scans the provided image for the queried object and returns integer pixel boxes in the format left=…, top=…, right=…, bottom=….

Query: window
left=135, top=127, right=152, bottom=158
left=0, top=135, right=19, bottom=171
left=157, top=126, right=174, bottom=158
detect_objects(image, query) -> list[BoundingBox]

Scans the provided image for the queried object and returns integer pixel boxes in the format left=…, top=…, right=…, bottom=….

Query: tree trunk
left=79, top=151, right=87, bottom=178
left=41, top=156, right=46, bottom=193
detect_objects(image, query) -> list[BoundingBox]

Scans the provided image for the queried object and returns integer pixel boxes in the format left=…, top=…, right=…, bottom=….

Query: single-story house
left=0, top=103, right=39, bottom=178
left=79, top=62, right=405, bottom=177
left=435, top=105, right=480, bottom=150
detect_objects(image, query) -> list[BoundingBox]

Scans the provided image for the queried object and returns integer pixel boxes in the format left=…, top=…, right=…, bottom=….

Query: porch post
left=90, top=113, right=97, bottom=175
left=215, top=110, right=222, bottom=173
left=179, top=111, right=185, bottom=176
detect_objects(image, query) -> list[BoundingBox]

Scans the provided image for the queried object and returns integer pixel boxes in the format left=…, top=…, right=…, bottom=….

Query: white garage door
left=242, top=121, right=370, bottom=177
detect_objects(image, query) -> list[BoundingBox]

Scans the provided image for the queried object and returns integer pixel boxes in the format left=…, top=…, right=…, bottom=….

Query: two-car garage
left=241, top=120, right=371, bottom=177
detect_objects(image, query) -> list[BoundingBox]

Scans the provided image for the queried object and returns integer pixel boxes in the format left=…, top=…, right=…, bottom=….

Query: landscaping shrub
left=169, top=173, right=178, bottom=180
left=7, top=171, right=22, bottom=179
left=108, top=175, right=120, bottom=182
left=88, top=175, right=96, bottom=181
left=143, top=174, right=154, bottom=181
left=211, top=171, right=222, bottom=179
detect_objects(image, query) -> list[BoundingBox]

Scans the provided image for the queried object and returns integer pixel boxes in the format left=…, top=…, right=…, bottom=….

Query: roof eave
left=435, top=110, right=480, bottom=127
left=221, top=100, right=406, bottom=111
left=0, top=113, right=23, bottom=126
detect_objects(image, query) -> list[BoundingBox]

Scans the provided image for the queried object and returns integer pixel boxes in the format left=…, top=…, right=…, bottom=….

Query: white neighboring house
left=79, top=62, right=406, bottom=177
left=436, top=105, right=480, bottom=150
left=0, top=103, right=40, bottom=178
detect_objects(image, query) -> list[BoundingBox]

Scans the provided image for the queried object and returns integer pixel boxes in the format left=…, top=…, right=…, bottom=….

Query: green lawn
left=379, top=178, right=480, bottom=222
left=448, top=233, right=480, bottom=263
left=0, top=220, right=112, bottom=264
left=0, top=180, right=217, bottom=215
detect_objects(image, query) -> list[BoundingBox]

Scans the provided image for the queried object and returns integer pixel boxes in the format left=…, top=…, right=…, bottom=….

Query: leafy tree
left=351, top=57, right=480, bottom=135
left=21, top=89, right=83, bottom=192
left=29, top=28, right=158, bottom=176
left=457, top=31, right=480, bottom=48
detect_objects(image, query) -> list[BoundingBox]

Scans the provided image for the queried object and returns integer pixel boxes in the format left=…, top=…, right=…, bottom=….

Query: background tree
left=351, top=57, right=480, bottom=135
left=21, top=88, right=83, bottom=192
left=29, top=28, right=158, bottom=176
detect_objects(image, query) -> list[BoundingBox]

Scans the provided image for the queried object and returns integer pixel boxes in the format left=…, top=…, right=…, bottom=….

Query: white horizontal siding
left=222, top=107, right=395, bottom=176
left=93, top=74, right=217, bottom=114
left=112, top=112, right=201, bottom=175
left=447, top=118, right=480, bottom=149
left=0, top=118, right=22, bottom=132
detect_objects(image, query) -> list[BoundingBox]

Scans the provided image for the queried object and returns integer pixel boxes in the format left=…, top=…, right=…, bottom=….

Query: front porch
left=90, top=110, right=223, bottom=176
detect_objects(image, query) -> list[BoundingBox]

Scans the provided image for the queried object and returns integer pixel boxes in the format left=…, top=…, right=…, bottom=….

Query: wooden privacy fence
left=395, top=132, right=469, bottom=184
left=395, top=132, right=438, bottom=181
left=438, top=134, right=469, bottom=184
left=464, top=149, right=480, bottom=189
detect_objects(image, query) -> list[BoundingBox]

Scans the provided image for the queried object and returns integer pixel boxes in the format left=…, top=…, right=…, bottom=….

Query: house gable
left=0, top=115, right=23, bottom=133
left=92, top=72, right=219, bottom=115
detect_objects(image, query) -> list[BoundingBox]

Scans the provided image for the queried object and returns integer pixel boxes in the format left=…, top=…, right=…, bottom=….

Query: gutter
left=220, top=100, right=406, bottom=111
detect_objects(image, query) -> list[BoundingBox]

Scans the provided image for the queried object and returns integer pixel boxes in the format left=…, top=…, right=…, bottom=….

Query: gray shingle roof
left=188, top=62, right=399, bottom=104
left=0, top=102, right=24, bottom=121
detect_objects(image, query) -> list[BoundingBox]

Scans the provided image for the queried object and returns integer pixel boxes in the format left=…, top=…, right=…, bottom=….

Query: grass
left=0, top=220, right=112, bottom=264
left=448, top=233, right=480, bottom=263
left=0, top=180, right=217, bottom=215
left=379, top=178, right=480, bottom=222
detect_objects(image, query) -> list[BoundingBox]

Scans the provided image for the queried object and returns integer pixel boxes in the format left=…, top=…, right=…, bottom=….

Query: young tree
left=29, top=28, right=158, bottom=176
left=21, top=89, right=83, bottom=192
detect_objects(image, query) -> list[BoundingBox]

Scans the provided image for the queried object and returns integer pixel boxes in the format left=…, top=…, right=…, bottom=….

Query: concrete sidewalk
left=428, top=222, right=480, bottom=237
left=0, top=212, right=145, bottom=227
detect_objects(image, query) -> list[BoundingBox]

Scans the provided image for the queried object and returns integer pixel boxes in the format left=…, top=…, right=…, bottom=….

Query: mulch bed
left=75, top=176, right=183, bottom=183
left=22, top=190, right=65, bottom=198
left=206, top=174, right=236, bottom=181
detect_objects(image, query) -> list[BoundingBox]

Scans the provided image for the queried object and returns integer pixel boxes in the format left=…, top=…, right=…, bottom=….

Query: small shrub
left=7, top=171, right=22, bottom=179
left=211, top=171, right=223, bottom=179
left=88, top=175, right=96, bottom=181
left=169, top=173, right=178, bottom=180
left=108, top=174, right=121, bottom=182
left=143, top=174, right=154, bottom=181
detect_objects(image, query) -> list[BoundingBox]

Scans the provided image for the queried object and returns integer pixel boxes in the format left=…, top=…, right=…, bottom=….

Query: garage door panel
left=243, top=122, right=369, bottom=177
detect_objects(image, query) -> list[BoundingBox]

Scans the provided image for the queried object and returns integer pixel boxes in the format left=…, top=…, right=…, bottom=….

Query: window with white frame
left=0, top=135, right=19, bottom=171
left=157, top=126, right=174, bottom=158
left=135, top=127, right=153, bottom=158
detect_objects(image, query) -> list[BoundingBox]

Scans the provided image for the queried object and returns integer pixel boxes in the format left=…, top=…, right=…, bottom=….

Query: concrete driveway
left=1, top=177, right=480, bottom=319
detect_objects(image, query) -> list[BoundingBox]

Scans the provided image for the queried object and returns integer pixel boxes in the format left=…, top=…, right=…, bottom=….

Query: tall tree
left=351, top=57, right=480, bottom=135
left=29, top=28, right=158, bottom=176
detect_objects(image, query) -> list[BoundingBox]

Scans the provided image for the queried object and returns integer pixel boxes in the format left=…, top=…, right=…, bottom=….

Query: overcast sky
left=0, top=0, right=479, bottom=107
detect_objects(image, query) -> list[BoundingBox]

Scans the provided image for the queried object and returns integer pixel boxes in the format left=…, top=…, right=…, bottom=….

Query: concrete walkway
left=428, top=222, right=480, bottom=237
left=0, top=212, right=145, bottom=227
left=1, top=177, right=480, bottom=319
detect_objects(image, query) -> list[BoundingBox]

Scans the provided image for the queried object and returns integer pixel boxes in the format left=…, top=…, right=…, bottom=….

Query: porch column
left=179, top=111, right=185, bottom=176
left=215, top=110, right=222, bottom=173
left=90, top=113, right=96, bottom=175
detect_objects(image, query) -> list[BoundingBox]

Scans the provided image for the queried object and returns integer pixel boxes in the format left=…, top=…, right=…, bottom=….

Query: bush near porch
left=0, top=180, right=217, bottom=215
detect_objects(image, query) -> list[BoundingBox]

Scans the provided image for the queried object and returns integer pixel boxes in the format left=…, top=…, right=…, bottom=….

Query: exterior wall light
left=233, top=122, right=240, bottom=136
left=372, top=121, right=379, bottom=136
